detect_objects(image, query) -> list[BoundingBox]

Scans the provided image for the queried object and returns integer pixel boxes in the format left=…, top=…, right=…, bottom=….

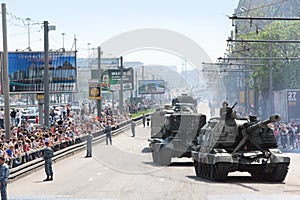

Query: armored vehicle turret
left=149, top=103, right=206, bottom=165
left=191, top=103, right=290, bottom=182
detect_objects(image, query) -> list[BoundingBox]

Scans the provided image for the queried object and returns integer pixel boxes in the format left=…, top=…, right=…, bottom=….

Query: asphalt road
left=8, top=103, right=300, bottom=200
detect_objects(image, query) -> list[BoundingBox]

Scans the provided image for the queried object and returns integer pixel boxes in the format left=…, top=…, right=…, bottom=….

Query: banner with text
left=101, top=68, right=134, bottom=91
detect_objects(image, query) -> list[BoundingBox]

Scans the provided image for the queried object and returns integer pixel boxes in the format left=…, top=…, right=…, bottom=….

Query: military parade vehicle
left=191, top=103, right=290, bottom=182
left=149, top=102, right=206, bottom=165
left=172, top=94, right=197, bottom=109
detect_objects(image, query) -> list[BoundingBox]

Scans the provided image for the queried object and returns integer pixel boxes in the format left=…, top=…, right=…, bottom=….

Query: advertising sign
left=287, top=90, right=300, bottom=122
left=101, top=68, right=134, bottom=91
left=88, top=83, right=101, bottom=100
left=8, top=51, right=76, bottom=93
left=138, top=80, right=165, bottom=94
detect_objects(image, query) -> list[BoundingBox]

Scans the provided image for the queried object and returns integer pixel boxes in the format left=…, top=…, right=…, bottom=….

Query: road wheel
left=158, top=149, right=172, bottom=166
left=194, top=161, right=200, bottom=176
left=152, top=151, right=159, bottom=163
left=264, top=163, right=289, bottom=182
left=250, top=167, right=264, bottom=181
left=214, top=163, right=228, bottom=181
left=209, top=164, right=216, bottom=180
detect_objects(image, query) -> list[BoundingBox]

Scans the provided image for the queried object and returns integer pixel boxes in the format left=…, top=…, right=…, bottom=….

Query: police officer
left=146, top=117, right=151, bottom=128
left=105, top=121, right=112, bottom=145
left=0, top=156, right=9, bottom=200
left=131, top=119, right=136, bottom=137
left=142, top=114, right=146, bottom=128
left=85, top=131, right=93, bottom=157
left=43, top=142, right=54, bottom=181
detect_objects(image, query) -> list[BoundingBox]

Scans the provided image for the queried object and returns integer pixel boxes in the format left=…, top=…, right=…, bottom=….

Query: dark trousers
left=106, top=134, right=112, bottom=145
left=0, top=182, right=7, bottom=200
left=45, top=159, right=53, bottom=176
left=0, top=119, right=4, bottom=129
left=87, top=144, right=92, bottom=156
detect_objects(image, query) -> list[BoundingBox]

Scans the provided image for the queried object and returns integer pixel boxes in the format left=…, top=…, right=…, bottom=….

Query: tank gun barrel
left=246, top=114, right=281, bottom=133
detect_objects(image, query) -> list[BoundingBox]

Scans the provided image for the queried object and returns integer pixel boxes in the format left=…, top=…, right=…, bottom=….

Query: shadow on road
left=142, top=161, right=193, bottom=167
left=169, top=162, right=193, bottom=167
left=141, top=147, right=152, bottom=153
left=186, top=175, right=286, bottom=185
left=32, top=180, right=47, bottom=183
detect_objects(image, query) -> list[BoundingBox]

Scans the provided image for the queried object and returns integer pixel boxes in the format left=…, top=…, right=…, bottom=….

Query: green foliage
left=231, top=21, right=300, bottom=92
left=131, top=109, right=154, bottom=118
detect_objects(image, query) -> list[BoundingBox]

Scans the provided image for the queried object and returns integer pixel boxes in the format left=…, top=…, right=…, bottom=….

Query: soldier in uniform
left=85, top=131, right=93, bottom=157
left=131, top=119, right=136, bottom=137
left=105, top=121, right=112, bottom=145
left=142, top=114, right=146, bottom=128
left=0, top=156, right=9, bottom=200
left=219, top=101, right=228, bottom=119
left=43, top=142, right=54, bottom=181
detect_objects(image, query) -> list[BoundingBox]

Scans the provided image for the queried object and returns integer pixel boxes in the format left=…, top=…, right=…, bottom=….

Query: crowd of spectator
left=271, top=121, right=300, bottom=150
left=0, top=103, right=132, bottom=169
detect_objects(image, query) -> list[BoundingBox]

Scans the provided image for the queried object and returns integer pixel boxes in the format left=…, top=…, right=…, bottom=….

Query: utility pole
left=97, top=46, right=102, bottom=118
left=1, top=3, right=11, bottom=140
left=135, top=70, right=138, bottom=99
left=26, top=18, right=31, bottom=50
left=44, top=21, right=50, bottom=128
left=87, top=43, right=91, bottom=69
left=141, top=65, right=144, bottom=102
left=43, top=21, right=56, bottom=128
left=269, top=35, right=273, bottom=115
left=119, top=56, right=124, bottom=113
left=62, top=33, right=65, bottom=51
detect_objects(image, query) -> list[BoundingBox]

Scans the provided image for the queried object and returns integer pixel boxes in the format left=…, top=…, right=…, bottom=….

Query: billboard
left=101, top=68, right=134, bottom=91
left=138, top=80, right=165, bottom=94
left=7, top=51, right=76, bottom=93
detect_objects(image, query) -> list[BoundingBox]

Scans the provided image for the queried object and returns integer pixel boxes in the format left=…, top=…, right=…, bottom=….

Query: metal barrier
left=8, top=114, right=148, bottom=181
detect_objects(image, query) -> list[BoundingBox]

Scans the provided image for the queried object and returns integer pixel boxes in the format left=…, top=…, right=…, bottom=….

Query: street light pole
left=1, top=3, right=11, bottom=140
left=44, top=21, right=50, bottom=128
left=43, top=21, right=55, bottom=128
left=97, top=46, right=102, bottom=118
left=119, top=56, right=124, bottom=113
left=269, top=35, right=273, bottom=115
left=62, top=33, right=65, bottom=51
left=26, top=18, right=31, bottom=50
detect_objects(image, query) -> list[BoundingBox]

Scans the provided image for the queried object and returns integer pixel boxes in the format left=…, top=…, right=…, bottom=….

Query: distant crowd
left=271, top=121, right=300, bottom=150
left=0, top=103, right=131, bottom=168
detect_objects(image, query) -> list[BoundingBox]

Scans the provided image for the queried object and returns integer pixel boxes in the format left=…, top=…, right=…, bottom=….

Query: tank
left=172, top=94, right=197, bottom=108
left=191, top=103, right=290, bottom=182
left=148, top=103, right=206, bottom=165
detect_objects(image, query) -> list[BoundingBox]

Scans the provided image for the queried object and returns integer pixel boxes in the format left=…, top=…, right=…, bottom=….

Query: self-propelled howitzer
left=245, top=114, right=281, bottom=134
left=192, top=105, right=290, bottom=182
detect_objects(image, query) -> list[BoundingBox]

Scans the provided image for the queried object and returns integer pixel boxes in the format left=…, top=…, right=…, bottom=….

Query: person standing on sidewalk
left=85, top=131, right=93, bottom=157
left=43, top=142, right=53, bottom=181
left=0, top=156, right=9, bottom=200
left=105, top=121, right=112, bottom=145
left=142, top=114, right=146, bottom=128
left=131, top=119, right=136, bottom=137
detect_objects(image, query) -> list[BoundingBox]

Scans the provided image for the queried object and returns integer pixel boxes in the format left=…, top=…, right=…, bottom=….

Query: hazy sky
left=0, top=0, right=239, bottom=67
